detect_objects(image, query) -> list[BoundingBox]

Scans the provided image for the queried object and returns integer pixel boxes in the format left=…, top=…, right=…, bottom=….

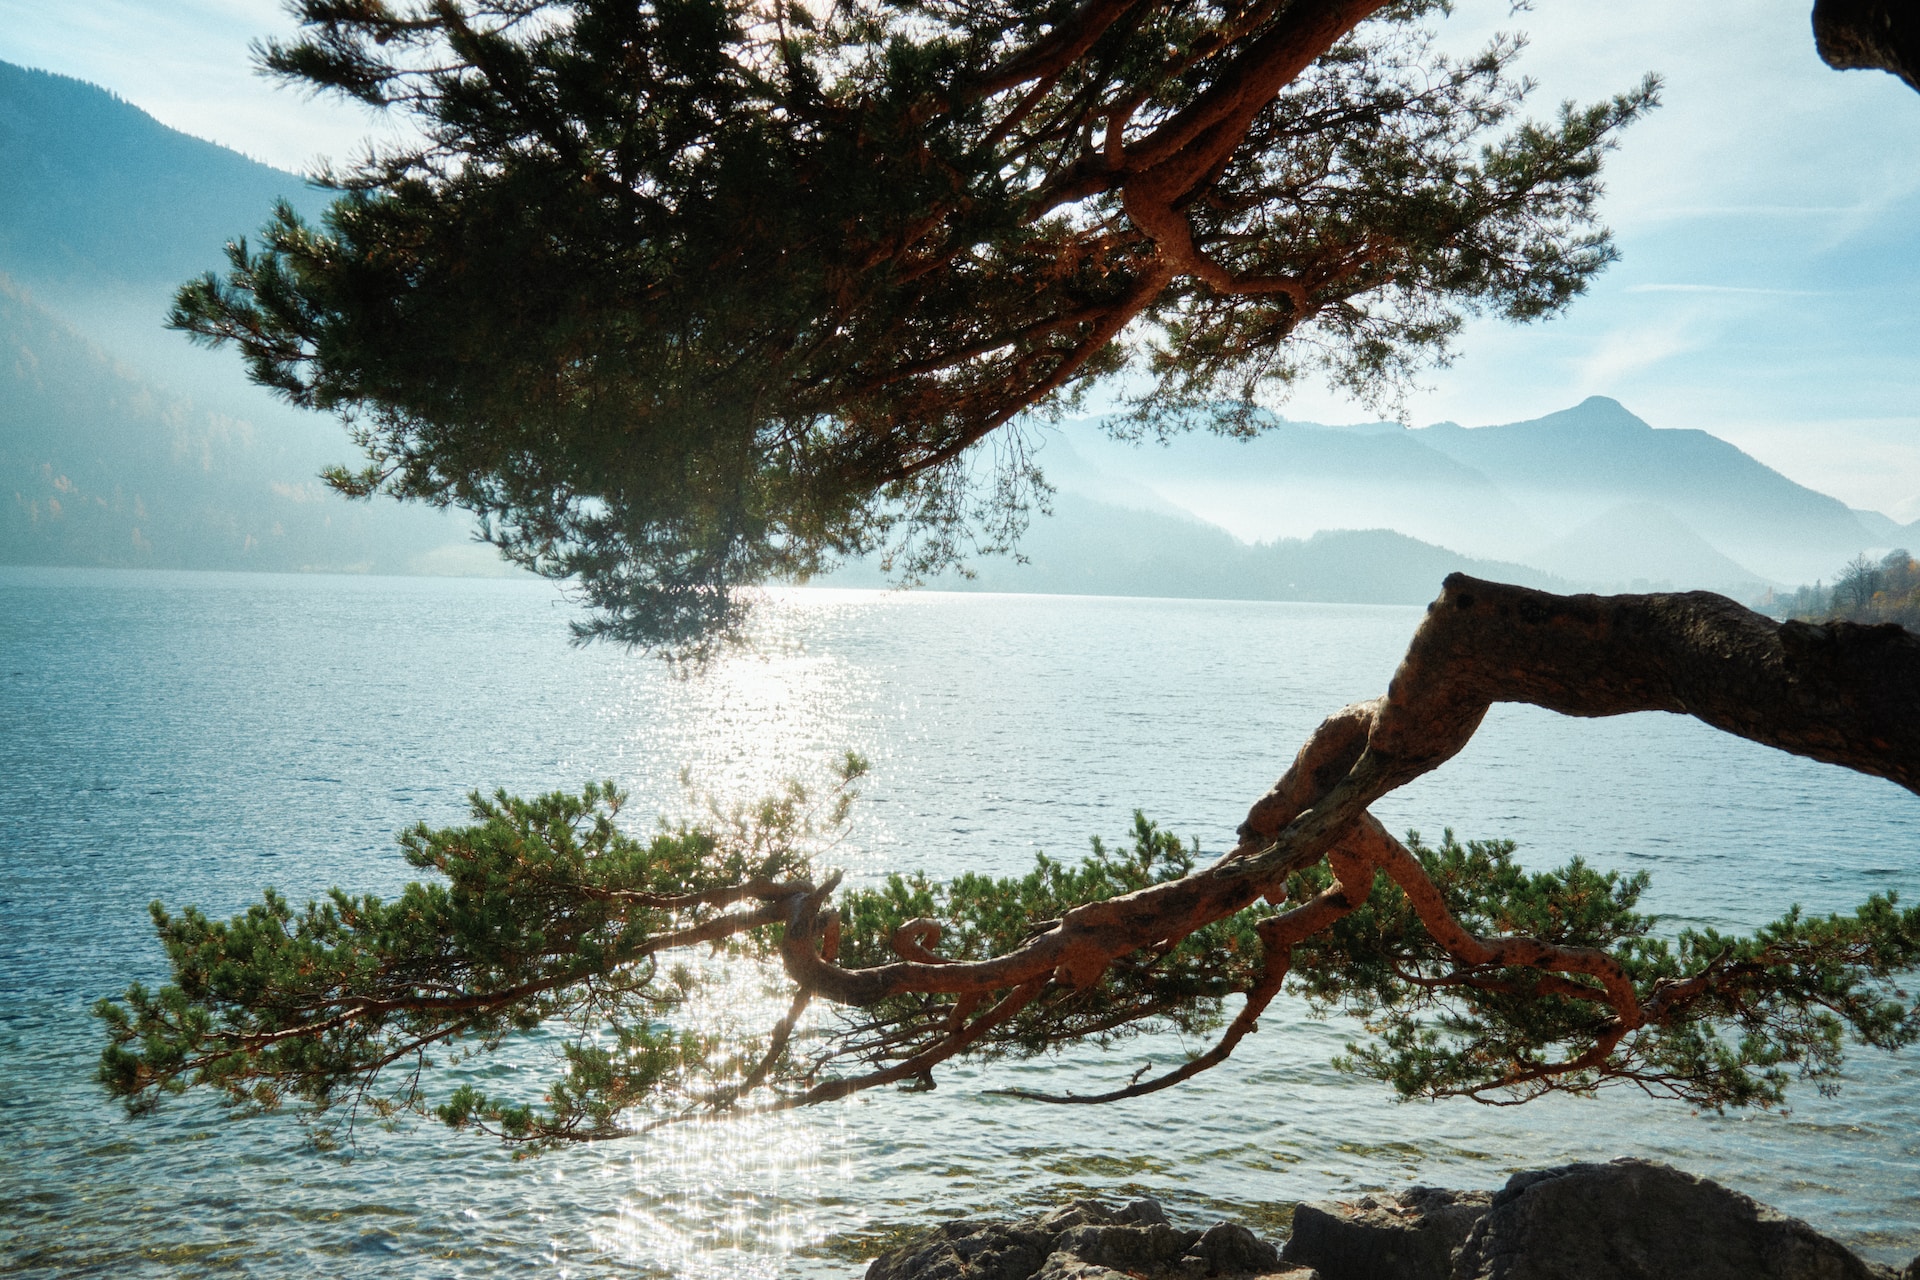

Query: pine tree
left=172, top=0, right=1651, bottom=648
left=109, top=1, right=1920, bottom=1148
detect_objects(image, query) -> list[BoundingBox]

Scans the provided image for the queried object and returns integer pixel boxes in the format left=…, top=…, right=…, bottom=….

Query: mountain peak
left=1520, top=396, right=1651, bottom=434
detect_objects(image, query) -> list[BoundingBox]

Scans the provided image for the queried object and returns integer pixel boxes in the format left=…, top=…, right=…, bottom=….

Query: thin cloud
left=1570, top=312, right=1709, bottom=392
left=1641, top=205, right=1885, bottom=218
left=1625, top=284, right=1835, bottom=297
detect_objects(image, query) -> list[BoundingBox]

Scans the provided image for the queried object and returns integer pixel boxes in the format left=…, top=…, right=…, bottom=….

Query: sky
left=2, top=0, right=1917, bottom=518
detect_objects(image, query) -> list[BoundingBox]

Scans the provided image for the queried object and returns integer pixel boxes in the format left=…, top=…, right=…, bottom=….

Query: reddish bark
left=768, top=577, right=1920, bottom=1097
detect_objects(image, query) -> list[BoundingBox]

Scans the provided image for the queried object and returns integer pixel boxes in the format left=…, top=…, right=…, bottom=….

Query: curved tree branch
left=761, top=577, right=1917, bottom=1096
left=101, top=579, right=1920, bottom=1132
left=1815, top=0, right=1920, bottom=92
left=1231, top=574, right=1920, bottom=887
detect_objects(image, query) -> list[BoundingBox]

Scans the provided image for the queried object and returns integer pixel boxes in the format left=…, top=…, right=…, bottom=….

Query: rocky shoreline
left=864, top=1158, right=1918, bottom=1280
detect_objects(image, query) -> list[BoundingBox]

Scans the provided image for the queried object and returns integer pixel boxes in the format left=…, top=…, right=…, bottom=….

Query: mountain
left=1853, top=509, right=1905, bottom=541
left=0, top=60, right=488, bottom=576
left=1242, top=527, right=1566, bottom=603
left=1530, top=503, right=1766, bottom=594
left=1055, top=398, right=1898, bottom=590
left=1058, top=415, right=1549, bottom=562
left=0, top=61, right=330, bottom=295
left=1410, top=398, right=1876, bottom=583
left=827, top=488, right=1563, bottom=603
left=1, top=273, right=499, bottom=574
left=1886, top=521, right=1920, bottom=555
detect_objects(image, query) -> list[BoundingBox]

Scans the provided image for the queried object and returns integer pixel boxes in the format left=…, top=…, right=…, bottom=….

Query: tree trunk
left=1814, top=0, right=1920, bottom=93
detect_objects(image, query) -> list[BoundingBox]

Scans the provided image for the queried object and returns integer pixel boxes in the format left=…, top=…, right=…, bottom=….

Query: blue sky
left=3, top=0, right=1917, bottom=518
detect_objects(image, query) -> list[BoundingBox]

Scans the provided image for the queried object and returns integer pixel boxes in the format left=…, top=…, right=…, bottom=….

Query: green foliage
left=169, top=0, right=1653, bottom=650
left=1124, top=39, right=1650, bottom=440
left=95, top=765, right=864, bottom=1145
left=1287, top=831, right=1920, bottom=1109
left=96, top=788, right=1920, bottom=1147
left=1789, top=549, right=1920, bottom=630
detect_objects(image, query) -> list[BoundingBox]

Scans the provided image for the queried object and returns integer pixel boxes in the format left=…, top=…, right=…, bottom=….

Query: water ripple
left=1, top=567, right=1914, bottom=1277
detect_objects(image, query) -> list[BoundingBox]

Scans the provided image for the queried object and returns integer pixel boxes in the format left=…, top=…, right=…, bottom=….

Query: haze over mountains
left=1045, top=396, right=1917, bottom=595
left=4, top=59, right=1912, bottom=603
left=0, top=60, right=493, bottom=576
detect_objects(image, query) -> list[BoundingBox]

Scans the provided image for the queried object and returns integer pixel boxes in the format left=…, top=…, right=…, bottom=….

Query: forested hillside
left=1, top=273, right=494, bottom=574
left=0, top=61, right=329, bottom=292
left=0, top=61, right=489, bottom=575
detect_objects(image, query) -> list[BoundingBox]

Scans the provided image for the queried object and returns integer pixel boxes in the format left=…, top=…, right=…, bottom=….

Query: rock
left=1452, top=1159, right=1898, bottom=1280
left=864, top=1197, right=1291, bottom=1280
left=866, top=1165, right=1897, bottom=1280
left=1180, top=1223, right=1285, bottom=1277
left=864, top=1217, right=1055, bottom=1280
left=1032, top=1258, right=1131, bottom=1280
left=1054, top=1221, right=1201, bottom=1273
left=1279, top=1187, right=1491, bottom=1280
left=1814, top=0, right=1920, bottom=94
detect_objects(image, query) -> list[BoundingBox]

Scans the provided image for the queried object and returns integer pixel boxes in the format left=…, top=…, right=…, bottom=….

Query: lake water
left=2, top=566, right=1916, bottom=1277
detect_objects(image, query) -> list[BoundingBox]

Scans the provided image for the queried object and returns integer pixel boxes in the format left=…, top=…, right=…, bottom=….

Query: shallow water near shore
left=2, top=566, right=1916, bottom=1277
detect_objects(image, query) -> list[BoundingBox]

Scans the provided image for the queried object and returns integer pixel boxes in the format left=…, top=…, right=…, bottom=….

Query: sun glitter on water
left=595, top=1100, right=852, bottom=1278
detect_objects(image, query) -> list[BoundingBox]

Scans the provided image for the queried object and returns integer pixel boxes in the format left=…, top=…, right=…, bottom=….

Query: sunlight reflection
left=595, top=1105, right=848, bottom=1279
left=13, top=580, right=1912, bottom=1278
left=626, top=595, right=859, bottom=790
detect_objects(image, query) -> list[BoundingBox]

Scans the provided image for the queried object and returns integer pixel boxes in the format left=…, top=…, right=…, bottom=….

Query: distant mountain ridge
left=1055, top=416, right=1552, bottom=570
left=0, top=61, right=330, bottom=293
left=828, top=489, right=1564, bottom=603
left=1057, top=397, right=1908, bottom=591
left=1411, top=398, right=1877, bottom=582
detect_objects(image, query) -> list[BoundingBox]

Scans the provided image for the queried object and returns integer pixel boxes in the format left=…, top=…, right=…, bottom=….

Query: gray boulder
left=1452, top=1159, right=1899, bottom=1280
left=1053, top=1221, right=1200, bottom=1273
left=866, top=1164, right=1903, bottom=1280
left=1278, top=1161, right=1899, bottom=1280
left=864, top=1216, right=1055, bottom=1280
left=864, top=1197, right=1298, bottom=1280
left=1184, top=1223, right=1291, bottom=1277
left=1280, top=1187, right=1492, bottom=1280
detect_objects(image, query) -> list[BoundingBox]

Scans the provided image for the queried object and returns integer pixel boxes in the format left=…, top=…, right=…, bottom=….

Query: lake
left=2, top=567, right=1915, bottom=1277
